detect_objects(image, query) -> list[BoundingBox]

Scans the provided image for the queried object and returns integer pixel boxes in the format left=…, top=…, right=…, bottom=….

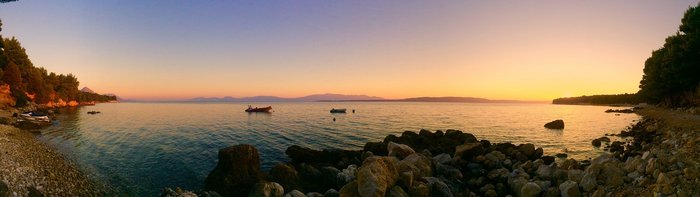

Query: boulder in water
left=544, top=120, right=565, bottom=129
left=205, top=144, right=262, bottom=196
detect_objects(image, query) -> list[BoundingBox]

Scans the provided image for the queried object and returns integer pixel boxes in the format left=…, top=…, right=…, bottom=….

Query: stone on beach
left=248, top=181, right=284, bottom=197
left=270, top=163, right=302, bottom=192
left=387, top=142, right=415, bottom=159
left=205, top=144, right=262, bottom=196
left=356, top=156, right=399, bottom=197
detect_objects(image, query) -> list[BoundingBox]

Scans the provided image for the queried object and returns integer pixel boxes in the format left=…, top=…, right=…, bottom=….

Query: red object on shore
left=245, top=106, right=272, bottom=112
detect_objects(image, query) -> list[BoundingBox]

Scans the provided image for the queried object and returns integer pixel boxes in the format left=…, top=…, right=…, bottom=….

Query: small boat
left=245, top=106, right=272, bottom=113
left=87, top=111, right=101, bottom=114
left=19, top=111, right=51, bottom=122
left=330, top=108, right=347, bottom=113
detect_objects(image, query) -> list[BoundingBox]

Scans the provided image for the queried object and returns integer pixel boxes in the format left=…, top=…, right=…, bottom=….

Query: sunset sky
left=0, top=1, right=697, bottom=101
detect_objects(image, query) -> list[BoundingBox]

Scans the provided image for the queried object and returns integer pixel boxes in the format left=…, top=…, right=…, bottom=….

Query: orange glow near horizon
left=1, top=1, right=695, bottom=101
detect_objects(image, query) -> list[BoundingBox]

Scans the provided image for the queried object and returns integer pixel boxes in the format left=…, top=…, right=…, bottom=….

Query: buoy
left=333, top=118, right=336, bottom=121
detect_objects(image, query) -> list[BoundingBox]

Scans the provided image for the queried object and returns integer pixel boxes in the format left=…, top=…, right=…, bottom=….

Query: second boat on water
left=330, top=108, right=347, bottom=113
left=245, top=106, right=272, bottom=113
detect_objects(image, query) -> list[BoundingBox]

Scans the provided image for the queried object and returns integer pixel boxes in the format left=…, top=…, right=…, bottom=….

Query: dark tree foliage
left=0, top=24, right=116, bottom=106
left=0, top=0, right=18, bottom=3
left=639, top=3, right=700, bottom=106
left=552, top=93, right=641, bottom=105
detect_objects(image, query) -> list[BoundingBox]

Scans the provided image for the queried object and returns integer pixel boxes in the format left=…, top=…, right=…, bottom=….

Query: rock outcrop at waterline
left=544, top=120, right=565, bottom=129
left=163, top=113, right=700, bottom=197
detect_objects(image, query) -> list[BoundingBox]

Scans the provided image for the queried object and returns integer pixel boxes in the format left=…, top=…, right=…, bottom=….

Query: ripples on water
left=37, top=102, right=639, bottom=195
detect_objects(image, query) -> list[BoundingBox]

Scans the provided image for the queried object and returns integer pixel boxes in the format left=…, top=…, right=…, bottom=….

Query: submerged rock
left=544, top=120, right=565, bottom=129
left=205, top=144, right=262, bottom=196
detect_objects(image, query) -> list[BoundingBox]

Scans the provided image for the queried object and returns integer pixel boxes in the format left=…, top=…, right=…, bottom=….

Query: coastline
left=0, top=124, right=103, bottom=196
left=162, top=106, right=700, bottom=196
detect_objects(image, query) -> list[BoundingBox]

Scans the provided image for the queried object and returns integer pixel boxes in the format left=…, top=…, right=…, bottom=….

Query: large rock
left=544, top=120, right=565, bottom=129
left=249, top=182, right=285, bottom=197
left=423, top=177, right=453, bottom=197
left=270, top=163, right=302, bottom=192
left=338, top=181, right=360, bottom=197
left=388, top=142, right=415, bottom=159
left=205, top=144, right=262, bottom=196
left=558, top=180, right=580, bottom=197
left=337, top=165, right=358, bottom=186
left=518, top=144, right=536, bottom=158
left=454, top=142, right=484, bottom=159
left=397, top=153, right=432, bottom=179
left=356, top=156, right=399, bottom=197
left=520, top=182, right=542, bottom=197
left=387, top=186, right=409, bottom=197
left=283, top=190, right=307, bottom=197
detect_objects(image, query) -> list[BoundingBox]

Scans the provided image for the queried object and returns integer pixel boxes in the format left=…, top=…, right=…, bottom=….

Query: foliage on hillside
left=638, top=3, right=700, bottom=106
left=0, top=19, right=116, bottom=107
left=552, top=93, right=641, bottom=105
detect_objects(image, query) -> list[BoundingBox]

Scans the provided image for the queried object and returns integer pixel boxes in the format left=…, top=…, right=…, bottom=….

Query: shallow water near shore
left=36, top=102, right=639, bottom=195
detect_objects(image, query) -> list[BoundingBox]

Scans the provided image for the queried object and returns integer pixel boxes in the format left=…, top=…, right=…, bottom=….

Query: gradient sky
left=0, top=1, right=697, bottom=101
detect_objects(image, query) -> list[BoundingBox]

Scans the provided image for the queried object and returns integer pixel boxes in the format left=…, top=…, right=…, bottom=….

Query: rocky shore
left=162, top=106, right=700, bottom=197
left=0, top=124, right=103, bottom=196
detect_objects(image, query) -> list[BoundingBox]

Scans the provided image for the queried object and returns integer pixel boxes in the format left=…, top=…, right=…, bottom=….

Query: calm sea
left=36, top=102, right=639, bottom=195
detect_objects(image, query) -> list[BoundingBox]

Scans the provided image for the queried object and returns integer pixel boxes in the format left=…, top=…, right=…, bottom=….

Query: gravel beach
left=0, top=124, right=102, bottom=196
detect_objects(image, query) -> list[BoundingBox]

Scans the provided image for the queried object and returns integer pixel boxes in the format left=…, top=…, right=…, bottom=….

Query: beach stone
left=558, top=180, right=580, bottom=197
left=508, top=177, right=528, bottom=196
left=436, top=162, right=462, bottom=179
left=433, top=153, right=452, bottom=164
left=541, top=156, right=555, bottom=165
left=409, top=182, right=430, bottom=197
left=520, top=182, right=542, bottom=197
left=307, top=192, right=323, bottom=197
left=518, top=144, right=536, bottom=158
left=337, top=165, right=357, bottom=186
left=387, top=186, right=408, bottom=197
left=544, top=120, right=564, bottom=129
left=423, top=177, right=453, bottom=197
left=397, top=171, right=413, bottom=189
left=356, top=156, right=399, bottom=197
left=248, top=181, right=284, bottom=197
left=544, top=187, right=559, bottom=197
left=455, top=142, right=484, bottom=159
left=270, top=163, right=302, bottom=192
left=338, top=181, right=359, bottom=197
left=28, top=186, right=45, bottom=197
left=323, top=189, right=339, bottom=197
left=205, top=144, right=262, bottom=196
left=567, top=169, right=583, bottom=182
left=601, top=163, right=624, bottom=186
left=560, top=159, right=580, bottom=170
left=579, top=172, right=597, bottom=192
left=200, top=191, right=222, bottom=197
left=321, top=166, right=342, bottom=189
left=536, top=164, right=557, bottom=180
left=591, top=188, right=605, bottom=197
left=283, top=190, right=306, bottom=197
left=398, top=153, right=432, bottom=179
left=0, top=181, right=8, bottom=197
left=683, top=167, right=699, bottom=179
left=388, top=142, right=415, bottom=159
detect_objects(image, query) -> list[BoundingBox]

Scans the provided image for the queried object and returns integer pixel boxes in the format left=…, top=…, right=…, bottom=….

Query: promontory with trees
left=554, top=4, right=700, bottom=107
left=0, top=19, right=116, bottom=108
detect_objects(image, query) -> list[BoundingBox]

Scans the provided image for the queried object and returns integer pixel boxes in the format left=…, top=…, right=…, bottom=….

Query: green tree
left=639, top=3, right=700, bottom=106
left=2, top=60, right=21, bottom=89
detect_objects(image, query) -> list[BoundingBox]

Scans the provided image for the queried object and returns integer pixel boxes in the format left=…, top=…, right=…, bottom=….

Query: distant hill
left=80, top=87, right=95, bottom=93
left=189, top=93, right=383, bottom=102
left=322, top=96, right=544, bottom=103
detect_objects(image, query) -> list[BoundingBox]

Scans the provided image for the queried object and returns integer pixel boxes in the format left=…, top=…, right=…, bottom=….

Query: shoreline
left=163, top=106, right=699, bottom=196
left=0, top=124, right=103, bottom=196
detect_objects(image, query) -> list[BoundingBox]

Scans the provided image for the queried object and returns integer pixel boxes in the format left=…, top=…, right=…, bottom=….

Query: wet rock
left=337, top=165, right=357, bottom=186
left=306, top=192, right=323, bottom=197
left=579, top=172, right=597, bottom=192
left=320, top=166, right=342, bottom=189
left=436, top=162, right=462, bottom=180
left=356, top=156, right=399, bottom=197
left=520, top=182, right=542, bottom=197
left=249, top=181, right=284, bottom=197
left=683, top=167, right=699, bottom=179
left=387, top=186, right=409, bottom=197
left=338, top=181, right=359, bottom=197
left=455, top=143, right=484, bottom=160
left=409, top=182, right=430, bottom=197
left=558, top=180, right=580, bottom=197
left=323, top=189, right=339, bottom=197
left=398, top=153, right=432, bottom=178
left=518, top=144, right=536, bottom=159
left=541, top=156, right=555, bottom=165
left=544, top=120, right=564, bottom=129
left=205, top=144, right=262, bottom=196
left=591, top=188, right=605, bottom=197
left=270, top=163, right=302, bottom=192
left=0, top=181, right=8, bottom=197
left=433, top=153, right=452, bottom=164
left=283, top=190, right=306, bottom=197
left=567, top=169, right=583, bottom=182
left=536, top=164, right=557, bottom=180
left=388, top=142, right=415, bottom=159
left=423, top=177, right=453, bottom=197
left=609, top=141, right=624, bottom=153
left=560, top=159, right=580, bottom=170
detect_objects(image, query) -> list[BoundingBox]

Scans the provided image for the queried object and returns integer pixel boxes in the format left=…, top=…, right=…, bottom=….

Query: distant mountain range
left=80, top=87, right=95, bottom=93
left=188, top=94, right=543, bottom=103
left=189, top=93, right=383, bottom=102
